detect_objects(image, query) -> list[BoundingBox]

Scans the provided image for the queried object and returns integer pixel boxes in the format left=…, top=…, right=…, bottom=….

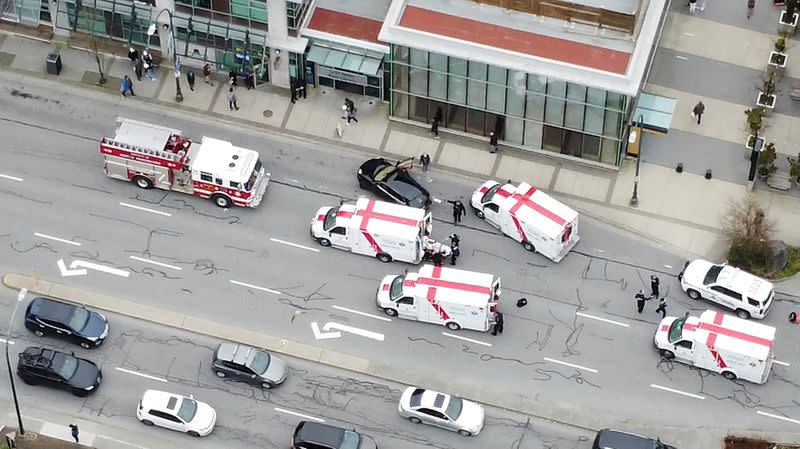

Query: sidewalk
left=1, top=26, right=799, bottom=286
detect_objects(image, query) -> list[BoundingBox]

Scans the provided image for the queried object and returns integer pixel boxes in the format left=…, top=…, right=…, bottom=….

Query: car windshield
left=444, top=397, right=463, bottom=421
left=52, top=353, right=79, bottom=380
left=323, top=207, right=339, bottom=231
left=668, top=317, right=687, bottom=344
left=244, top=159, right=263, bottom=191
left=390, top=275, right=405, bottom=301
left=340, top=430, right=362, bottom=449
left=481, top=184, right=501, bottom=203
left=69, top=308, right=90, bottom=332
left=703, top=264, right=724, bottom=285
left=374, top=165, right=395, bottom=182
left=387, top=175, right=427, bottom=206
left=247, top=349, right=271, bottom=375
left=177, top=397, right=198, bottom=422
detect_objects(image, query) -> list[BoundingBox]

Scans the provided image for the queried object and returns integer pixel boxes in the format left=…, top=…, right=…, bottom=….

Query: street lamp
left=6, top=288, right=28, bottom=435
left=629, top=114, right=644, bottom=208
left=147, top=9, right=183, bottom=102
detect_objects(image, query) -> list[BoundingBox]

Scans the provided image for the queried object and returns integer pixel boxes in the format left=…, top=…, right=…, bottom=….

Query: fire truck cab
left=100, top=118, right=269, bottom=208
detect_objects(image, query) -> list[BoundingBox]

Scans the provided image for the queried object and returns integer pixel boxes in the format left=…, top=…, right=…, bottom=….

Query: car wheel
left=409, top=417, right=422, bottom=424
left=445, top=321, right=461, bottom=331
left=261, top=382, right=272, bottom=389
left=133, top=175, right=153, bottom=189
left=474, top=208, right=485, bottom=219
left=141, top=419, right=154, bottom=427
left=722, top=371, right=737, bottom=380
left=80, top=342, right=91, bottom=349
left=73, top=389, right=89, bottom=397
left=522, top=241, right=536, bottom=252
left=383, top=308, right=398, bottom=317
left=458, top=430, right=472, bottom=437
left=216, top=371, right=226, bottom=378
left=687, top=289, right=701, bottom=300
left=377, top=253, right=392, bottom=263
left=211, top=194, right=232, bottom=208
left=735, top=309, right=751, bottom=320
left=358, top=178, right=371, bottom=190
left=660, top=349, right=675, bottom=359
left=20, top=376, right=35, bottom=385
left=187, top=430, right=201, bottom=437
left=34, top=330, right=44, bottom=337
left=318, top=238, right=331, bottom=247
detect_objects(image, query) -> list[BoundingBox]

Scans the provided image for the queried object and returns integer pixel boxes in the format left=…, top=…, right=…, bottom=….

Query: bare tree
left=723, top=196, right=775, bottom=271
left=89, top=34, right=107, bottom=85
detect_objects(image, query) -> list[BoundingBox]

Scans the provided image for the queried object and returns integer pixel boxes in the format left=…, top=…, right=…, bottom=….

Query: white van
left=679, top=260, right=774, bottom=319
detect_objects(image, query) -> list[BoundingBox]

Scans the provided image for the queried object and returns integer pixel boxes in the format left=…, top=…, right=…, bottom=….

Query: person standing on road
left=635, top=289, right=647, bottom=314
left=489, top=131, right=499, bottom=153
left=655, top=297, right=668, bottom=319
left=492, top=309, right=504, bottom=335
left=69, top=424, right=79, bottom=443
left=650, top=275, right=660, bottom=299
left=692, top=101, right=705, bottom=125
left=450, top=241, right=460, bottom=266
left=187, top=70, right=196, bottom=91
left=227, top=87, right=239, bottom=111
left=448, top=199, right=467, bottom=224
left=450, top=233, right=460, bottom=248
left=419, top=153, right=431, bottom=173
left=747, top=0, right=755, bottom=18
left=431, top=108, right=442, bottom=138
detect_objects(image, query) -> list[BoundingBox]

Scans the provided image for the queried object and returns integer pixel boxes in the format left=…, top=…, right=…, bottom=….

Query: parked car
left=16, top=346, right=102, bottom=397
left=211, top=343, right=288, bottom=388
left=136, top=389, right=217, bottom=437
left=678, top=259, right=774, bottom=319
left=357, top=157, right=431, bottom=208
left=592, top=429, right=675, bottom=449
left=24, top=297, right=109, bottom=348
left=397, top=386, right=484, bottom=436
left=291, top=421, right=377, bottom=449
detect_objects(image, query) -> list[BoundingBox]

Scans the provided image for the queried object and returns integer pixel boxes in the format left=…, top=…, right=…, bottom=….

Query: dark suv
left=291, top=421, right=377, bottom=449
left=17, top=346, right=102, bottom=396
left=593, top=429, right=676, bottom=449
left=211, top=343, right=288, bottom=389
left=24, top=297, right=109, bottom=349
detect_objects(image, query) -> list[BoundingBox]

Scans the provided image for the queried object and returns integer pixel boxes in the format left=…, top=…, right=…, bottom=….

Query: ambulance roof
left=690, top=310, right=775, bottom=360
left=405, top=264, right=497, bottom=307
left=496, top=182, right=578, bottom=238
left=337, top=198, right=426, bottom=239
left=114, top=119, right=181, bottom=152
left=191, top=137, right=260, bottom=183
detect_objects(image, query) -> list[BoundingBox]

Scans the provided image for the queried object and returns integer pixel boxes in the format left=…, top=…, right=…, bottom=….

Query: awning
left=305, top=44, right=383, bottom=76
left=633, top=93, right=677, bottom=134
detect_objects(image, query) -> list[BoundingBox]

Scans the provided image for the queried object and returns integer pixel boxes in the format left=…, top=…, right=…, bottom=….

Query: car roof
left=19, top=346, right=58, bottom=368
left=295, top=421, right=345, bottom=446
left=29, top=297, right=76, bottom=323
left=411, top=388, right=450, bottom=411
left=595, top=429, right=658, bottom=449
left=141, top=390, right=183, bottom=412
left=216, top=343, right=259, bottom=366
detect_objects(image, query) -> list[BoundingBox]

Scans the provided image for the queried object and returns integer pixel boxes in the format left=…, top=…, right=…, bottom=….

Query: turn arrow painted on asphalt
left=310, top=321, right=384, bottom=342
left=57, top=259, right=130, bottom=278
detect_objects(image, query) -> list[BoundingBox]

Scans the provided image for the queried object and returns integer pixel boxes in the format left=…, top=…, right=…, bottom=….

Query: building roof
left=303, top=0, right=391, bottom=53
left=307, top=8, right=384, bottom=45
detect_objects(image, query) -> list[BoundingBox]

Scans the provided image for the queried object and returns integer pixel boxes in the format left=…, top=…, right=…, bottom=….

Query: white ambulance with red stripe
left=310, top=197, right=433, bottom=263
left=654, top=310, right=776, bottom=384
left=376, top=264, right=501, bottom=331
left=470, top=181, right=579, bottom=262
left=100, top=118, right=269, bottom=208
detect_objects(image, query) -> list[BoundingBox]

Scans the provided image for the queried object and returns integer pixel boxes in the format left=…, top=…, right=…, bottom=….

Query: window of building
left=409, top=96, right=429, bottom=123
left=447, top=104, right=467, bottom=132
left=447, top=57, right=467, bottom=104
left=565, top=83, right=586, bottom=130
left=393, top=45, right=409, bottom=64
left=486, top=66, right=506, bottom=113
left=393, top=63, right=409, bottom=93
left=466, top=108, right=485, bottom=135
left=230, top=0, right=267, bottom=22
left=542, top=125, right=564, bottom=153
left=428, top=53, right=447, bottom=100
left=467, top=61, right=487, bottom=108
left=582, top=134, right=601, bottom=161
left=409, top=49, right=428, bottom=96
left=564, top=130, right=583, bottom=157
left=505, top=118, right=524, bottom=145
left=392, top=92, right=409, bottom=119
left=544, top=80, right=566, bottom=126
left=524, top=121, right=543, bottom=148
left=286, top=0, right=310, bottom=33
left=506, top=70, right=525, bottom=118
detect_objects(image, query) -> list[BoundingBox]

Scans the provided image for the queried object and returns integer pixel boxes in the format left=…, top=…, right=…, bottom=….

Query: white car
left=679, top=259, right=774, bottom=319
left=136, top=389, right=217, bottom=437
left=398, top=387, right=484, bottom=436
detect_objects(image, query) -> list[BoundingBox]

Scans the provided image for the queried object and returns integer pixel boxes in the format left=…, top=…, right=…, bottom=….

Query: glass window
left=542, top=125, right=563, bottom=152
left=524, top=121, right=543, bottom=148
left=525, top=91, right=545, bottom=121
left=393, top=92, right=408, bottom=119
left=429, top=53, right=447, bottom=100
left=486, top=66, right=506, bottom=113
left=409, top=96, right=429, bottom=122
left=587, top=87, right=606, bottom=106
left=545, top=80, right=566, bottom=125
left=564, top=130, right=583, bottom=157
left=467, top=109, right=485, bottom=135
left=429, top=102, right=446, bottom=125
left=393, top=64, right=409, bottom=93
left=393, top=45, right=409, bottom=64
left=606, top=92, right=625, bottom=112
left=467, top=61, right=487, bottom=108
left=603, top=109, right=622, bottom=138
left=583, top=134, right=601, bottom=161
left=565, top=83, right=586, bottom=130
left=584, top=106, right=604, bottom=135
left=410, top=66, right=427, bottom=95
left=448, top=57, right=467, bottom=104
left=507, top=88, right=525, bottom=117
left=600, top=138, right=619, bottom=165
left=447, top=104, right=467, bottom=132
left=410, top=48, right=428, bottom=68
left=527, top=74, right=546, bottom=93
left=505, top=118, right=524, bottom=145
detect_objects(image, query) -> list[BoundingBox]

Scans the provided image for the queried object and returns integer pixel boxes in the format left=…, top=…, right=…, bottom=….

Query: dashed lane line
left=575, top=312, right=630, bottom=328
left=269, top=237, right=320, bottom=253
left=229, top=279, right=283, bottom=295
left=130, top=256, right=182, bottom=271
left=0, top=173, right=23, bottom=182
left=650, top=384, right=705, bottom=400
left=274, top=407, right=325, bottom=423
left=34, top=233, right=82, bottom=246
left=119, top=202, right=172, bottom=217
left=441, top=332, right=492, bottom=347
left=757, top=410, right=800, bottom=425
left=543, top=357, right=598, bottom=373
left=333, top=305, right=391, bottom=322
left=115, top=367, right=168, bottom=383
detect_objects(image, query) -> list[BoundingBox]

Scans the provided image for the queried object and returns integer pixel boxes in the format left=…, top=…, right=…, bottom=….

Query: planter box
left=778, top=11, right=799, bottom=35
left=768, top=51, right=787, bottom=76
left=745, top=134, right=765, bottom=158
left=756, top=92, right=776, bottom=115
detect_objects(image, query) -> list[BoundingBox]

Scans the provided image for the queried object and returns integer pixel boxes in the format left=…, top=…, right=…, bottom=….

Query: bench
left=767, top=171, right=792, bottom=190
left=791, top=88, right=800, bottom=100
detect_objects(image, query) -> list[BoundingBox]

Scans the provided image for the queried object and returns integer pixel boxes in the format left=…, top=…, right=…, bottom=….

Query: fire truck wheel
left=133, top=175, right=154, bottom=190
left=522, top=241, right=536, bottom=252
left=722, top=371, right=737, bottom=380
left=377, top=253, right=393, bottom=263
left=735, top=309, right=751, bottom=320
left=445, top=321, right=461, bottom=331
left=317, top=238, right=331, bottom=247
left=211, top=194, right=232, bottom=208
left=686, top=289, right=701, bottom=300
left=383, top=308, right=398, bottom=317
left=659, top=349, right=675, bottom=359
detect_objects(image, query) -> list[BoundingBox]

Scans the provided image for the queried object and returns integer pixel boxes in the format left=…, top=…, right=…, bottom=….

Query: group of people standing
left=635, top=275, right=668, bottom=318
left=127, top=47, right=156, bottom=82
left=290, top=77, right=307, bottom=103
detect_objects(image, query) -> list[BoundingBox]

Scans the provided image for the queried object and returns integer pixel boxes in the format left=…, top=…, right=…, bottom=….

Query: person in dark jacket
left=134, top=58, right=143, bottom=82
left=290, top=78, right=298, bottom=103
left=489, top=131, right=499, bottom=153
left=635, top=289, right=647, bottom=314
left=229, top=69, right=238, bottom=86
left=650, top=275, right=660, bottom=299
left=492, top=310, right=504, bottom=335
left=187, top=70, right=196, bottom=91
left=448, top=200, right=467, bottom=224
left=299, top=76, right=307, bottom=99
left=431, top=108, right=442, bottom=138
left=431, top=250, right=444, bottom=267
left=128, top=47, right=139, bottom=65
left=655, top=297, right=668, bottom=319
left=450, top=242, right=460, bottom=266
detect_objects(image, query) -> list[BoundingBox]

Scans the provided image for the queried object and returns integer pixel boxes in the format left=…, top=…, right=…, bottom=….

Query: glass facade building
left=389, top=45, right=628, bottom=166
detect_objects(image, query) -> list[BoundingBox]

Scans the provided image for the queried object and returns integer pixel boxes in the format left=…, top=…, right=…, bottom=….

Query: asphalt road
left=0, top=71, right=798, bottom=440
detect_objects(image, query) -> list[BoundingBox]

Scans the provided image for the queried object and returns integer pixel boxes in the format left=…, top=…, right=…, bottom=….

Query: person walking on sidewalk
left=345, top=98, right=358, bottom=124
left=69, top=424, right=79, bottom=443
left=449, top=233, right=460, bottom=249
left=692, top=101, right=705, bottom=125
left=290, top=78, right=298, bottom=103
left=187, top=70, right=196, bottom=91
left=120, top=75, right=135, bottom=97
left=299, top=77, right=307, bottom=99
left=128, top=47, right=139, bottom=66
left=650, top=275, right=660, bottom=299
left=431, top=108, right=442, bottom=138
left=229, top=69, right=238, bottom=86
left=450, top=241, right=460, bottom=266
left=747, top=0, right=755, bottom=18
left=489, top=131, right=499, bottom=153
left=142, top=51, right=156, bottom=80
left=134, top=57, right=143, bottom=82
left=655, top=297, right=668, bottom=319
left=688, top=0, right=697, bottom=13
left=227, top=87, right=239, bottom=111
left=419, top=153, right=431, bottom=173
left=448, top=199, right=467, bottom=224
left=203, top=63, right=213, bottom=85
left=635, top=289, right=648, bottom=314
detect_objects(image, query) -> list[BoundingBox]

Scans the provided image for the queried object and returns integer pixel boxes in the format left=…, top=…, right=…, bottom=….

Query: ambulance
left=653, top=310, right=776, bottom=384
left=470, top=180, right=579, bottom=262
left=376, top=264, right=501, bottom=331
left=310, top=197, right=434, bottom=263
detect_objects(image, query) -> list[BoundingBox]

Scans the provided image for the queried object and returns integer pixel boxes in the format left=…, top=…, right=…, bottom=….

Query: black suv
left=17, top=346, right=102, bottom=396
left=593, top=429, right=676, bottom=449
left=291, top=421, right=377, bottom=449
left=212, top=343, right=288, bottom=389
left=24, top=297, right=109, bottom=349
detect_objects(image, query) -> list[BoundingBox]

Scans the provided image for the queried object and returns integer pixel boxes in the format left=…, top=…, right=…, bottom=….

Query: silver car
left=398, top=387, right=485, bottom=436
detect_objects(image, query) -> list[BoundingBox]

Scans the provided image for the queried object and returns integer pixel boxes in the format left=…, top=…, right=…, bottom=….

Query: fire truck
left=100, top=118, right=270, bottom=208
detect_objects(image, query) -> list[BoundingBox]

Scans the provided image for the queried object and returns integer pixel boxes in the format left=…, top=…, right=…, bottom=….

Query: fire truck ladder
left=101, top=137, right=186, bottom=163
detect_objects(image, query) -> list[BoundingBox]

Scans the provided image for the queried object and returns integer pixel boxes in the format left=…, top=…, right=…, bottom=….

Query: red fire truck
left=100, top=118, right=269, bottom=208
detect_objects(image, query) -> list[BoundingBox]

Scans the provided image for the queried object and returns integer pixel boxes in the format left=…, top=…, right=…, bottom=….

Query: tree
left=723, top=196, right=775, bottom=272
left=89, top=34, right=106, bottom=85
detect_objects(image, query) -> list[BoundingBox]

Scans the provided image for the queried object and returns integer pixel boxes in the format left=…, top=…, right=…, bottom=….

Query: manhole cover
left=262, top=110, right=273, bottom=118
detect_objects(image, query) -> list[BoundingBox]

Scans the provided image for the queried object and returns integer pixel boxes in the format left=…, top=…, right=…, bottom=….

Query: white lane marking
left=441, top=332, right=492, bottom=347
left=575, top=312, right=630, bottom=328
left=119, top=202, right=172, bottom=217
left=0, top=173, right=24, bottom=182
left=664, top=264, right=673, bottom=269
left=229, top=279, right=282, bottom=295
left=543, top=357, right=598, bottom=373
left=269, top=237, right=320, bottom=253
left=35, top=233, right=82, bottom=247
left=95, top=434, right=151, bottom=449
left=333, top=305, right=392, bottom=322
left=115, top=367, right=167, bottom=383
left=57, top=259, right=88, bottom=276
left=773, top=360, right=791, bottom=367
left=595, top=248, right=605, bottom=253
left=311, top=322, right=342, bottom=340
left=650, top=384, right=705, bottom=400
left=0, top=339, right=15, bottom=345
left=432, top=198, right=442, bottom=204
left=72, top=260, right=130, bottom=278
left=274, top=407, right=325, bottom=423
left=129, top=256, right=182, bottom=271
left=675, top=55, right=689, bottom=60
left=324, top=322, right=385, bottom=342
left=683, top=32, right=695, bottom=36
left=757, top=410, right=800, bottom=425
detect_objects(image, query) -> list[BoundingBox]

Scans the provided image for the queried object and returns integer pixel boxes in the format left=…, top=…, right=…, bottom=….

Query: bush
left=724, top=436, right=773, bottom=449
left=723, top=197, right=775, bottom=274
left=775, top=245, right=800, bottom=279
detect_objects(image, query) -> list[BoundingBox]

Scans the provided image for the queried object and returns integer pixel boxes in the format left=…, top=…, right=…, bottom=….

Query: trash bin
left=45, top=53, right=62, bottom=76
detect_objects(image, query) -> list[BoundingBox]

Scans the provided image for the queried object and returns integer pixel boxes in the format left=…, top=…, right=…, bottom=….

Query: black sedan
left=17, top=346, right=102, bottom=396
left=357, top=158, right=431, bottom=208
left=24, top=297, right=109, bottom=349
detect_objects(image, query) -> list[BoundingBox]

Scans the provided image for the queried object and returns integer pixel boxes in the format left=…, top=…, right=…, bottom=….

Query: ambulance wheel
left=659, top=349, right=675, bottom=359
left=383, top=308, right=398, bottom=317
left=687, top=289, right=701, bottom=300
left=318, top=238, right=331, bottom=247
left=474, top=209, right=485, bottom=219
left=458, top=430, right=473, bottom=437
left=722, top=371, right=737, bottom=380
left=445, top=321, right=461, bottom=331
left=377, top=253, right=393, bottom=263
left=522, top=241, right=536, bottom=252
left=211, top=194, right=232, bottom=208
left=133, top=175, right=153, bottom=189
left=735, top=309, right=751, bottom=320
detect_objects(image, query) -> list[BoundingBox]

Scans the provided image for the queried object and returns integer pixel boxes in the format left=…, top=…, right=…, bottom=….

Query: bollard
left=705, top=169, right=712, bottom=180
left=676, top=163, right=683, bottom=173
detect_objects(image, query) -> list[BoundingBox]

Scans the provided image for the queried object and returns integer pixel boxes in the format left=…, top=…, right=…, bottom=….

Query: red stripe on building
left=307, top=7, right=384, bottom=44
left=399, top=6, right=631, bottom=75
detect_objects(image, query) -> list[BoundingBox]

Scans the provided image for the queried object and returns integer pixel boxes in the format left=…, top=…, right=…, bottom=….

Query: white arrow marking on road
left=323, top=322, right=384, bottom=342
left=57, top=259, right=87, bottom=276
left=311, top=322, right=342, bottom=340
left=70, top=260, right=130, bottom=278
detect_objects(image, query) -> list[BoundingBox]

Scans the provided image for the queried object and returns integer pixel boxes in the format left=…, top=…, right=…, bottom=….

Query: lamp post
left=147, top=9, right=183, bottom=102
left=6, top=288, right=28, bottom=435
left=629, top=114, right=644, bottom=208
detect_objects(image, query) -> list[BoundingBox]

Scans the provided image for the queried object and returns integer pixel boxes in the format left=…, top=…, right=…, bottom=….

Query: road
left=0, top=71, right=799, bottom=442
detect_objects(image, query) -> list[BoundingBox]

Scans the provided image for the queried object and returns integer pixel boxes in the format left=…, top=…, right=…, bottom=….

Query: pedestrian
left=688, top=0, right=697, bottom=13
left=134, top=58, right=143, bottom=82
left=120, top=75, right=135, bottom=97
left=790, top=311, right=798, bottom=324
left=187, top=70, right=196, bottom=91
left=299, top=76, right=307, bottom=99
left=203, top=63, right=213, bottom=85
left=128, top=47, right=139, bottom=65
left=692, top=101, right=705, bottom=125
left=747, top=0, right=755, bottom=18
left=290, top=78, right=298, bottom=103
left=345, top=98, right=358, bottom=124
left=431, top=108, right=442, bottom=138
left=492, top=309, right=504, bottom=335
left=227, top=87, right=239, bottom=111
left=69, top=424, right=79, bottom=443
left=244, top=69, right=255, bottom=90
left=448, top=199, right=467, bottom=224
left=450, top=242, right=460, bottom=266
left=655, top=297, right=668, bottom=319
left=635, top=289, right=647, bottom=314
left=431, top=250, right=443, bottom=267
left=142, top=51, right=155, bottom=80
left=419, top=153, right=431, bottom=173
left=229, top=69, right=238, bottom=86
left=449, top=233, right=460, bottom=248
left=489, top=131, right=499, bottom=153
left=650, top=275, right=660, bottom=299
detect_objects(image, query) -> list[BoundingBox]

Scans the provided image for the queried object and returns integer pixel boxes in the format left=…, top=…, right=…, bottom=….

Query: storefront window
left=467, top=61, right=487, bottom=108
left=565, top=83, right=586, bottom=130
left=542, top=125, right=564, bottom=152
left=523, top=121, right=543, bottom=148
left=544, top=80, right=566, bottom=126
left=409, top=49, right=428, bottom=96
left=486, top=66, right=506, bottom=113
left=448, top=57, right=467, bottom=105
left=447, top=104, right=467, bottom=132
left=429, top=53, right=447, bottom=100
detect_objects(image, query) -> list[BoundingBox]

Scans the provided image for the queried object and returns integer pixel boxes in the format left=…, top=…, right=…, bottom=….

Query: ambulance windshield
left=323, top=207, right=339, bottom=231
left=481, top=184, right=501, bottom=203
left=668, top=317, right=687, bottom=343
left=390, top=275, right=405, bottom=300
